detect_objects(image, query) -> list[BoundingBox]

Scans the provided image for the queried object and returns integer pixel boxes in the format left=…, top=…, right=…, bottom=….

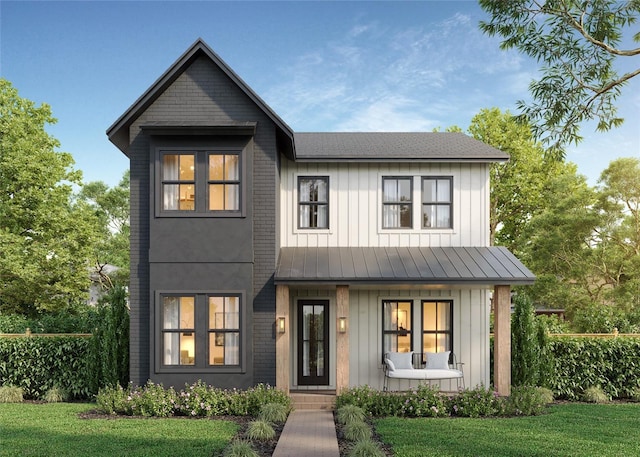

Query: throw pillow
left=387, top=351, right=413, bottom=370
left=425, top=351, right=450, bottom=370
left=384, top=358, right=396, bottom=372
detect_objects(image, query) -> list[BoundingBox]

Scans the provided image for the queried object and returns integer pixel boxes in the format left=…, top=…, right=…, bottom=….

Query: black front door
left=297, top=300, right=329, bottom=386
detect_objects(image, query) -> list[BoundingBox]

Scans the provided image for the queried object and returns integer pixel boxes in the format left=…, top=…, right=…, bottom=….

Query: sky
left=1, top=0, right=638, bottom=187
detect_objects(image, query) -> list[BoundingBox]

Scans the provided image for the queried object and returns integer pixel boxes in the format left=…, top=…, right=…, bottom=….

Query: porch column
left=493, top=284, right=511, bottom=396
left=275, top=284, right=290, bottom=395
left=336, top=285, right=350, bottom=394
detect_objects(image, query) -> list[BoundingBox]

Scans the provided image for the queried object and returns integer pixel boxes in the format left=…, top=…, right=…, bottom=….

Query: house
left=107, top=39, right=534, bottom=397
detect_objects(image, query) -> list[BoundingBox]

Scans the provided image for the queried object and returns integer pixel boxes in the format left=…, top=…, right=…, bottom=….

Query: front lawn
left=0, top=403, right=238, bottom=457
left=375, top=403, right=640, bottom=457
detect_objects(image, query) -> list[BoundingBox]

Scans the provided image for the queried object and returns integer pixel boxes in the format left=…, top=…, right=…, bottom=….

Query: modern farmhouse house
left=107, top=39, right=534, bottom=397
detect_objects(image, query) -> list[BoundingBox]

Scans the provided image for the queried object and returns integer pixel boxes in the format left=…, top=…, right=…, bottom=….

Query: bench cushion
left=386, top=368, right=463, bottom=380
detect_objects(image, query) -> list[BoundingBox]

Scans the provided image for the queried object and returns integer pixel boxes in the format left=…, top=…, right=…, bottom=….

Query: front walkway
left=272, top=410, right=340, bottom=457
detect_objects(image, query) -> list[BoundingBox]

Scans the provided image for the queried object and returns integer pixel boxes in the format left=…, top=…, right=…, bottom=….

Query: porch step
left=290, top=391, right=336, bottom=411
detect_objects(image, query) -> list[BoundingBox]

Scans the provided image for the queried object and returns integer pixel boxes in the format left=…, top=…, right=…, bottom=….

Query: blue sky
left=1, top=0, right=638, bottom=187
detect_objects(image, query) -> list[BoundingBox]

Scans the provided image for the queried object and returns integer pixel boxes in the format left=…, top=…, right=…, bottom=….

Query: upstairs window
left=162, top=154, right=195, bottom=211
left=209, top=154, right=240, bottom=211
left=422, top=177, right=452, bottom=228
left=298, top=176, right=329, bottom=229
left=382, top=177, right=412, bottom=229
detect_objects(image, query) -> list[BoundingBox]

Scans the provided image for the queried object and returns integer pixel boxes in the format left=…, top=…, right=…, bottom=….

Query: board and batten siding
left=288, top=287, right=490, bottom=391
left=280, top=160, right=490, bottom=248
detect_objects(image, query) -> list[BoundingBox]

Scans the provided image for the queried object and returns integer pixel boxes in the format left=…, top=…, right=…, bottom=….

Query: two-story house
left=107, top=39, right=534, bottom=397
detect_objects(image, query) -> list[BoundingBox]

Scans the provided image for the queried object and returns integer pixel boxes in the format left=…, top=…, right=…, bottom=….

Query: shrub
left=512, top=294, right=545, bottom=387
left=224, top=440, right=258, bottom=457
left=175, top=380, right=227, bottom=417
left=537, top=387, right=555, bottom=404
left=347, top=439, right=386, bottom=457
left=582, top=386, right=610, bottom=404
left=448, top=386, right=504, bottom=418
left=258, top=402, right=289, bottom=424
left=128, top=381, right=177, bottom=417
left=96, top=384, right=130, bottom=415
left=336, top=404, right=366, bottom=425
left=335, top=385, right=378, bottom=412
left=0, top=385, right=23, bottom=403
left=504, top=386, right=548, bottom=416
left=630, top=387, right=640, bottom=402
left=246, top=419, right=275, bottom=441
left=344, top=419, right=371, bottom=442
left=399, top=385, right=448, bottom=418
left=44, top=386, right=68, bottom=403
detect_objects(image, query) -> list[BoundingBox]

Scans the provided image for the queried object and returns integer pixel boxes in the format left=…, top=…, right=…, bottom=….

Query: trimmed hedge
left=547, top=337, right=640, bottom=400
left=0, top=336, right=91, bottom=399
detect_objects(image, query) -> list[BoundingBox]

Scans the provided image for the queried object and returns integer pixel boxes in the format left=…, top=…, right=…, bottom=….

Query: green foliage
left=0, top=336, right=91, bottom=399
left=87, top=285, right=129, bottom=392
left=630, top=387, right=640, bottom=402
left=44, top=385, right=69, bottom=403
left=245, top=419, right=275, bottom=441
left=582, top=386, right=610, bottom=404
left=344, top=419, right=372, bottom=442
left=336, top=404, right=367, bottom=425
left=504, top=386, right=549, bottom=416
left=0, top=308, right=97, bottom=333
left=512, top=294, right=544, bottom=386
left=0, top=79, right=101, bottom=315
left=258, top=402, right=289, bottom=424
left=347, top=439, right=386, bottom=457
left=546, top=337, right=640, bottom=400
left=224, top=441, right=258, bottom=457
left=448, top=386, right=504, bottom=418
left=95, top=384, right=130, bottom=415
left=0, top=385, right=24, bottom=402
left=479, top=0, right=639, bottom=151
left=398, top=385, right=448, bottom=418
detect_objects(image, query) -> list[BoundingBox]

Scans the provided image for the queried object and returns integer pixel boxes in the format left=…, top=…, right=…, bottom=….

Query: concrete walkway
left=272, top=410, right=340, bottom=457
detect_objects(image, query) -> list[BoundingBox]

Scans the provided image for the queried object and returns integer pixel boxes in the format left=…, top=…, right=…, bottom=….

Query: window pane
left=163, top=184, right=179, bottom=210
left=398, top=179, right=411, bottom=201
left=316, top=179, right=327, bottom=202
left=180, top=333, right=195, bottom=365
left=163, top=155, right=179, bottom=180
left=400, top=204, right=412, bottom=228
left=225, top=297, right=239, bottom=329
left=180, top=155, right=194, bottom=180
left=423, top=179, right=436, bottom=203
left=209, top=184, right=224, bottom=210
left=225, top=184, right=239, bottom=210
left=423, top=333, right=437, bottom=353
left=209, top=297, right=224, bottom=329
left=225, top=155, right=239, bottom=180
left=422, top=205, right=435, bottom=228
left=437, top=302, right=450, bottom=329
left=437, top=179, right=450, bottom=202
left=180, top=297, right=194, bottom=328
left=299, top=205, right=311, bottom=228
left=209, top=155, right=224, bottom=180
left=383, top=302, right=396, bottom=331
left=316, top=205, right=327, bottom=228
left=163, top=297, right=179, bottom=329
left=423, top=301, right=436, bottom=330
left=383, top=179, right=397, bottom=202
left=383, top=205, right=399, bottom=228
left=225, top=333, right=240, bottom=365
left=436, top=205, right=451, bottom=228
left=179, top=184, right=195, bottom=210
left=163, top=333, right=179, bottom=364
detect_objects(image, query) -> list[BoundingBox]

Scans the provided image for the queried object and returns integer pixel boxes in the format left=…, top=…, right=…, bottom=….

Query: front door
left=297, top=300, right=329, bottom=386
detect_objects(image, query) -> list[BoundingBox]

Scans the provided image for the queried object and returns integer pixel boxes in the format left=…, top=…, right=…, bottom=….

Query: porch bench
left=383, top=351, right=465, bottom=391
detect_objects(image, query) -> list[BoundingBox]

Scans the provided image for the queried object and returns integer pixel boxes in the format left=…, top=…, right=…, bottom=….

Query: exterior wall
left=287, top=287, right=490, bottom=391
left=280, top=160, right=490, bottom=248
left=127, top=55, right=279, bottom=388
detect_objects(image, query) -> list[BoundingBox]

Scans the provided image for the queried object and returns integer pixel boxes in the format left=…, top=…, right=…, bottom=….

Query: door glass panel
left=298, top=302, right=328, bottom=385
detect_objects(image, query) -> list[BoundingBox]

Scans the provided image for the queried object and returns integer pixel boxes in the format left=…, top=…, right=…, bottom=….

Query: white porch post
left=275, top=284, right=290, bottom=395
left=336, top=285, right=349, bottom=394
left=493, top=284, right=511, bottom=396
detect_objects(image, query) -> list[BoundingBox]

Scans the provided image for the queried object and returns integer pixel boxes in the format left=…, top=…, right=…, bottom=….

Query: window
left=158, top=149, right=242, bottom=215
left=298, top=176, right=329, bottom=229
left=422, top=300, right=452, bottom=355
left=382, top=177, right=412, bottom=228
left=159, top=293, right=242, bottom=368
left=382, top=300, right=412, bottom=361
left=422, top=177, right=452, bottom=228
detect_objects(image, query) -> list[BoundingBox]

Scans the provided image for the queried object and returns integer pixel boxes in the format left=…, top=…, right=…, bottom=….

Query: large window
left=382, top=177, right=412, bottom=229
left=160, top=293, right=242, bottom=368
left=382, top=300, right=413, bottom=360
left=422, top=177, right=452, bottom=229
left=298, top=176, right=329, bottom=229
left=159, top=149, right=242, bottom=215
left=422, top=300, right=452, bottom=355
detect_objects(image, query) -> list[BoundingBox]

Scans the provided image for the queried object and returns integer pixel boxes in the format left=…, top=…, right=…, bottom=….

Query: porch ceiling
left=274, top=246, right=535, bottom=286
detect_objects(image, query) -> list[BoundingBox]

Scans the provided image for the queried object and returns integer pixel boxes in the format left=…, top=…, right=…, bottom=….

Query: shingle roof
left=275, top=246, right=535, bottom=286
left=293, top=132, right=509, bottom=162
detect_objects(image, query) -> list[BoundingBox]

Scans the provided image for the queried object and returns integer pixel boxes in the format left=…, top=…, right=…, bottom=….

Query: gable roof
left=293, top=132, right=509, bottom=162
left=275, top=246, right=535, bottom=286
left=106, top=38, right=295, bottom=158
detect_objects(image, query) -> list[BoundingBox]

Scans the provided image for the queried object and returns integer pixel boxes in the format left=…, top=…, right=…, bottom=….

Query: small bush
left=504, top=386, right=548, bottom=416
left=399, top=385, right=448, bottom=417
left=537, top=387, right=555, bottom=404
left=0, top=385, right=23, bottom=403
left=582, top=386, right=610, bottom=404
left=224, top=440, right=258, bottom=457
left=630, top=387, right=640, bottom=403
left=95, top=384, right=130, bottom=415
left=246, top=419, right=275, bottom=441
left=258, top=402, right=289, bottom=424
left=347, top=439, right=386, bottom=457
left=44, top=386, right=68, bottom=403
left=448, top=386, right=504, bottom=418
left=336, top=404, right=366, bottom=425
left=344, top=419, right=372, bottom=442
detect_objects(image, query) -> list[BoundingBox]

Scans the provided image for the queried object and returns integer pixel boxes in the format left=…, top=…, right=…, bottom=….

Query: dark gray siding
left=127, top=56, right=278, bottom=387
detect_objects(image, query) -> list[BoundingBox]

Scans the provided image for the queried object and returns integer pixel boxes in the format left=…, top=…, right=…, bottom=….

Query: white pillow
left=387, top=351, right=413, bottom=370
left=425, top=351, right=450, bottom=370
left=384, top=358, right=396, bottom=372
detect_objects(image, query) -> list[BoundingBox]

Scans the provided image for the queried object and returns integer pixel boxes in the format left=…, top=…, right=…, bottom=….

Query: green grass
left=375, top=403, right=640, bottom=457
left=0, top=403, right=239, bottom=457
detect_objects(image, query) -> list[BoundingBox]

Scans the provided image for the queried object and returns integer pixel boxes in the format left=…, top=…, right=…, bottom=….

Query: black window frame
left=421, top=176, right=453, bottom=229
left=421, top=300, right=453, bottom=363
left=381, top=300, right=413, bottom=363
left=382, top=177, right=413, bottom=229
left=298, top=176, right=330, bottom=229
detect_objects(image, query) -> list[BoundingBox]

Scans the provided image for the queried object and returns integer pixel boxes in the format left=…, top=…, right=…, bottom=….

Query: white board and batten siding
left=280, top=160, right=491, bottom=249
left=281, top=160, right=493, bottom=390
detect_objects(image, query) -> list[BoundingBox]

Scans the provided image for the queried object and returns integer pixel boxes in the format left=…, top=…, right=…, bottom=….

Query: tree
left=78, top=171, right=130, bottom=287
left=0, top=79, right=100, bottom=315
left=479, top=0, right=640, bottom=154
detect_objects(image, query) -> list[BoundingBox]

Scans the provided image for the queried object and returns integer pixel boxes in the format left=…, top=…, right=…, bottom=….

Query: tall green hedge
left=0, top=336, right=91, bottom=399
left=546, top=337, right=640, bottom=400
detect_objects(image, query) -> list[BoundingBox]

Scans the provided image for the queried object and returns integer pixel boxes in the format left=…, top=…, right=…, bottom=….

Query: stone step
left=290, top=392, right=336, bottom=410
